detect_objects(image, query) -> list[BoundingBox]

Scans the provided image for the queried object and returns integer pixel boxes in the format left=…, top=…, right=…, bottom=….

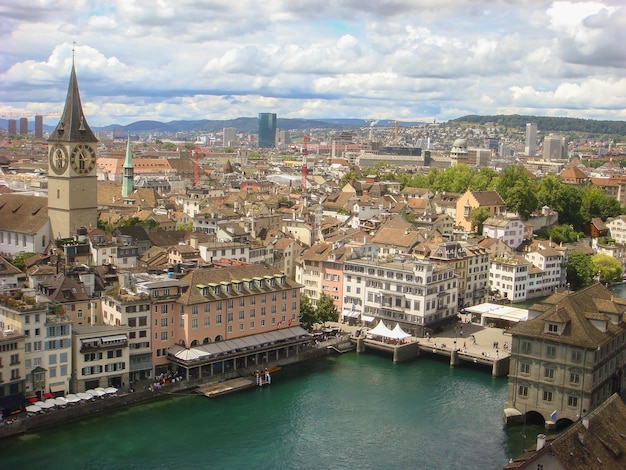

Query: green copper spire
left=121, top=134, right=134, bottom=197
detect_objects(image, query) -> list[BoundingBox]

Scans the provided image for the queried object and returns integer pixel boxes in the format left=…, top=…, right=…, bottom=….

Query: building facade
left=505, top=284, right=626, bottom=427
left=258, top=113, right=277, bottom=148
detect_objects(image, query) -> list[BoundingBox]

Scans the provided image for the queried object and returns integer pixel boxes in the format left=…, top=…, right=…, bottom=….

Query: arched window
left=203, top=337, right=211, bottom=344
left=178, top=339, right=185, bottom=347
left=190, top=340, right=199, bottom=347
left=215, top=335, right=224, bottom=342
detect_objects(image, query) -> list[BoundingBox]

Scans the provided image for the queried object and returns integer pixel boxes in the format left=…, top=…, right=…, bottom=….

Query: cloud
left=0, top=0, right=624, bottom=125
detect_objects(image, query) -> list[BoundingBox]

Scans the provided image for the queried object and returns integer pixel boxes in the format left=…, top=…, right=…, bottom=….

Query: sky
left=1, top=0, right=625, bottom=127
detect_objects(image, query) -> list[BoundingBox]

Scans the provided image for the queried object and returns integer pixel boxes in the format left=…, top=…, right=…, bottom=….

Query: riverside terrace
left=329, top=320, right=511, bottom=376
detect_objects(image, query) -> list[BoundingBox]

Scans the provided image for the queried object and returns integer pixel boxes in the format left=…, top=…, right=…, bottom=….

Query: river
left=0, top=353, right=540, bottom=469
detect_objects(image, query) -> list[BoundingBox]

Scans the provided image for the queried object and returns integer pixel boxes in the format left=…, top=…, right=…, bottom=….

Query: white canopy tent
left=392, top=323, right=411, bottom=340
left=368, top=320, right=394, bottom=338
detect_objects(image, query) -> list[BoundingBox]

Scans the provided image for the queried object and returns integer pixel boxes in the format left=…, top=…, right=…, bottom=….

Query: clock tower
left=48, top=61, right=98, bottom=239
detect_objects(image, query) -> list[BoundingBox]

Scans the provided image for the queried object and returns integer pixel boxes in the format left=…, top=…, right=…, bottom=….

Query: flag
left=550, top=410, right=557, bottom=421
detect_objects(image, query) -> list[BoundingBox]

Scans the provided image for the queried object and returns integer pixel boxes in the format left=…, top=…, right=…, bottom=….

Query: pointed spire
left=48, top=61, right=98, bottom=143
left=122, top=133, right=134, bottom=197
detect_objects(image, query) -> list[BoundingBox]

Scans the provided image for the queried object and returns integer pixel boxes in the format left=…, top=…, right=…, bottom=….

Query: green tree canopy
left=580, top=187, right=622, bottom=222
left=591, top=253, right=623, bottom=284
left=316, top=293, right=338, bottom=324
left=299, top=294, right=316, bottom=331
left=566, top=250, right=595, bottom=289
left=470, top=207, right=491, bottom=233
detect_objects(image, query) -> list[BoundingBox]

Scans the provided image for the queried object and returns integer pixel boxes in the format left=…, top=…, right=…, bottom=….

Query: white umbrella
left=64, top=394, right=82, bottom=404
left=77, top=392, right=92, bottom=401
left=91, top=389, right=106, bottom=397
left=39, top=400, right=55, bottom=409
left=85, top=389, right=98, bottom=397
left=34, top=401, right=46, bottom=407
left=26, top=405, right=42, bottom=413
left=53, top=397, right=68, bottom=406
left=104, top=387, right=118, bottom=395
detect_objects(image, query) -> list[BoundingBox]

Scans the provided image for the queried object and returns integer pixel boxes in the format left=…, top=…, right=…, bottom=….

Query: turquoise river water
left=0, top=353, right=541, bottom=470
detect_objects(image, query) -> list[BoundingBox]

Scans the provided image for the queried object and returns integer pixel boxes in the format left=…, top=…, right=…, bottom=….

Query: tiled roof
left=0, top=194, right=48, bottom=234
left=510, top=283, right=626, bottom=349
left=504, top=394, right=626, bottom=470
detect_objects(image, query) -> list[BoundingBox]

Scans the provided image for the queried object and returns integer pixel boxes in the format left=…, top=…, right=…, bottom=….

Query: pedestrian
left=463, top=341, right=466, bottom=349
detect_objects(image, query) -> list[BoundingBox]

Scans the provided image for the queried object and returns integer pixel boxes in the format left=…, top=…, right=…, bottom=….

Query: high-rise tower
left=122, top=134, right=134, bottom=197
left=47, top=61, right=98, bottom=239
left=525, top=123, right=537, bottom=156
left=258, top=113, right=277, bottom=148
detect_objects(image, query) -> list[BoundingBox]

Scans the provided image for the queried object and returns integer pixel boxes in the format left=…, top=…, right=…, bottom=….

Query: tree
left=11, top=252, right=36, bottom=271
left=494, top=165, right=532, bottom=203
left=299, top=294, right=316, bottom=331
left=566, top=250, right=595, bottom=289
left=505, top=179, right=538, bottom=219
left=591, top=253, right=623, bottom=284
left=544, top=224, right=582, bottom=244
left=470, top=207, right=491, bottom=233
left=316, top=294, right=338, bottom=324
left=580, top=187, right=622, bottom=222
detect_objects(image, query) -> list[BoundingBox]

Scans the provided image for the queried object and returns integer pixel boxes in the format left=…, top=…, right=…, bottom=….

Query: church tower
left=47, top=61, right=98, bottom=239
left=121, top=134, right=134, bottom=197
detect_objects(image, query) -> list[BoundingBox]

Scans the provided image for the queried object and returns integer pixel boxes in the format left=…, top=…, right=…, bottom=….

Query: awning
left=361, top=315, right=375, bottom=322
left=101, top=334, right=127, bottom=343
left=50, top=383, right=66, bottom=393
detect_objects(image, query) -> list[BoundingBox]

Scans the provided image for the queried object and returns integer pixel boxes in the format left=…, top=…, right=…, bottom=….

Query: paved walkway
left=324, top=320, right=512, bottom=359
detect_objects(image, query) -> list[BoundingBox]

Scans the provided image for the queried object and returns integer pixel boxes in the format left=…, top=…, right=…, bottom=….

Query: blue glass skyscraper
left=258, top=113, right=277, bottom=148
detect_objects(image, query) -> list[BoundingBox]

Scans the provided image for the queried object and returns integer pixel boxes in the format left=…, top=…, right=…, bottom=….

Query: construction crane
left=191, top=143, right=207, bottom=187
left=301, top=135, right=308, bottom=190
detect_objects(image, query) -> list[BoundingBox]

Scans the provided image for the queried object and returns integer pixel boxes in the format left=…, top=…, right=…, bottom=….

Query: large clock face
left=70, top=144, right=96, bottom=175
left=49, top=145, right=68, bottom=175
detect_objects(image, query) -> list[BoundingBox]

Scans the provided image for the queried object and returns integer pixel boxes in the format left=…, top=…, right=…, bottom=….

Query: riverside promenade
left=328, top=319, right=511, bottom=377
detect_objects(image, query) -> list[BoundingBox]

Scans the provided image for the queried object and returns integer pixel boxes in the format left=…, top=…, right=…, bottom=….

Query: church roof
left=48, top=63, right=98, bottom=144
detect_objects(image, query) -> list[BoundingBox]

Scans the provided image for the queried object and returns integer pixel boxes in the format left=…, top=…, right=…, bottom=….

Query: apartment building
left=0, top=302, right=72, bottom=398
left=102, top=290, right=153, bottom=383
left=0, top=330, right=26, bottom=415
left=482, top=217, right=532, bottom=250
left=489, top=254, right=530, bottom=302
left=71, top=325, right=131, bottom=392
left=505, top=284, right=626, bottom=427
left=343, top=257, right=458, bottom=336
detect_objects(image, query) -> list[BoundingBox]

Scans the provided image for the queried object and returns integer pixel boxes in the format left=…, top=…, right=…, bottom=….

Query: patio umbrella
left=26, top=405, right=42, bottom=413
left=53, top=397, right=68, bottom=406
left=28, top=397, right=39, bottom=403
left=64, top=394, right=82, bottom=404
left=104, top=387, right=118, bottom=395
left=39, top=400, right=55, bottom=409
left=77, top=392, right=92, bottom=401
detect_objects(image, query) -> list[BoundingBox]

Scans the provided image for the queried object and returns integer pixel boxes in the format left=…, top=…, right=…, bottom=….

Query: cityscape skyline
left=1, top=1, right=625, bottom=127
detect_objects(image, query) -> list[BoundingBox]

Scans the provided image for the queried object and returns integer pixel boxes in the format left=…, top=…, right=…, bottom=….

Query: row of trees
left=567, top=252, right=623, bottom=289
left=345, top=164, right=622, bottom=232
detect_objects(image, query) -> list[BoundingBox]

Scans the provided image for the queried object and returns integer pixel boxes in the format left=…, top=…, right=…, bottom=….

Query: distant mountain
left=450, top=114, right=626, bottom=135
left=94, top=117, right=426, bottom=134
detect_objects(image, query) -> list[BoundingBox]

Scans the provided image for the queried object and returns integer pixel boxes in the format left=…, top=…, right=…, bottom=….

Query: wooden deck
left=196, top=377, right=255, bottom=398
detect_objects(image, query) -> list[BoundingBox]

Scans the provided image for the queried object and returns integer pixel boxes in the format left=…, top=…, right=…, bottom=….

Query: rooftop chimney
left=536, top=434, right=546, bottom=451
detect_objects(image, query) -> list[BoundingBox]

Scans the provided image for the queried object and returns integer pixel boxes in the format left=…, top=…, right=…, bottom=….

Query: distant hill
left=449, top=114, right=626, bottom=135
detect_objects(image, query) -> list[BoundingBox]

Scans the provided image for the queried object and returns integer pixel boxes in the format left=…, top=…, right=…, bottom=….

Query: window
left=521, top=341, right=531, bottom=353
left=567, top=396, right=578, bottom=407
left=569, top=372, right=580, bottom=384
left=160, top=332, right=168, bottom=341
left=216, top=314, right=222, bottom=325
left=520, top=363, right=530, bottom=374
left=191, top=318, right=198, bottom=329
left=548, top=323, right=558, bottom=333
left=571, top=349, right=582, bottom=363
left=544, top=368, right=554, bottom=379
left=518, top=385, right=528, bottom=397
left=543, top=391, right=553, bottom=402
left=227, top=312, right=233, bottom=323
left=546, top=345, right=556, bottom=358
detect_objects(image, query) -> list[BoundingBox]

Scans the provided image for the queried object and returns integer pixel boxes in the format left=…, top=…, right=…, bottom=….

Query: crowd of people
left=147, top=370, right=184, bottom=392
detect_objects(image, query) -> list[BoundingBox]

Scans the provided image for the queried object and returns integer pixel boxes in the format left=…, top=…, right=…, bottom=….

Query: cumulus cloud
left=0, top=0, right=624, bottom=124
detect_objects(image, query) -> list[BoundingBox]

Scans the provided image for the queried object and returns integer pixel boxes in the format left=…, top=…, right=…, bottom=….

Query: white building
left=482, top=218, right=531, bottom=250
left=606, top=215, right=626, bottom=245
left=0, top=302, right=73, bottom=398
left=489, top=254, right=530, bottom=303
left=343, top=258, right=458, bottom=336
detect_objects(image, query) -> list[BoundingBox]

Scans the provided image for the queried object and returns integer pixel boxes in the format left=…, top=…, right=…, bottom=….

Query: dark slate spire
left=48, top=61, right=98, bottom=143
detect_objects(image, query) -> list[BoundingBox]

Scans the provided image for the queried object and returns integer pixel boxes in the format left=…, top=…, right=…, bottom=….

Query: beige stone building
left=505, top=284, right=626, bottom=428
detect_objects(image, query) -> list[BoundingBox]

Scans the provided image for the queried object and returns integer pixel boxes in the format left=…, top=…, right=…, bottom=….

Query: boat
left=252, top=366, right=281, bottom=386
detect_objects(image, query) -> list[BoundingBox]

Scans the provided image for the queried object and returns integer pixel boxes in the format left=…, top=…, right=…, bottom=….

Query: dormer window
left=547, top=323, right=558, bottom=333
